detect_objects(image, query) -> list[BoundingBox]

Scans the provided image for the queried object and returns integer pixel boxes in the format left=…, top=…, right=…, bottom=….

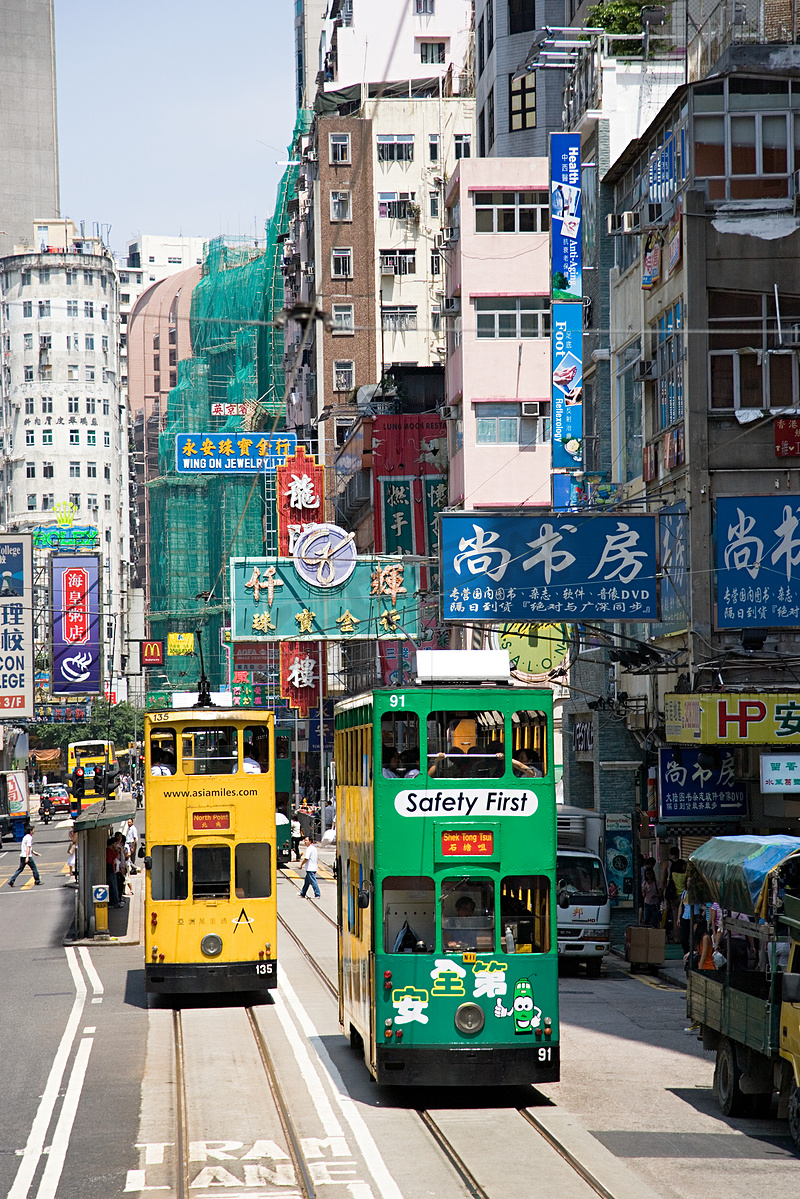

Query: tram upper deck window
left=150, top=845, right=188, bottom=900
left=511, top=710, right=547, bottom=777
left=426, top=711, right=505, bottom=779
left=182, top=726, right=238, bottom=775
left=501, top=875, right=550, bottom=954
left=380, top=711, right=420, bottom=779
left=243, top=725, right=270, bottom=774
left=149, top=730, right=177, bottom=775
left=383, top=875, right=434, bottom=952
left=235, top=843, right=271, bottom=898
left=192, top=845, right=230, bottom=899
left=441, top=877, right=495, bottom=952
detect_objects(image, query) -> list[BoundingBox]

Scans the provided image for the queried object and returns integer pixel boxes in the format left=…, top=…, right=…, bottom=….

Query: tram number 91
left=389, top=695, right=405, bottom=708
left=538, top=1047, right=552, bottom=1062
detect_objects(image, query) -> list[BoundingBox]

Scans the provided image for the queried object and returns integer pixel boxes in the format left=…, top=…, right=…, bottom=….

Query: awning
left=687, top=834, right=800, bottom=915
left=73, top=795, right=137, bottom=832
left=31, top=748, right=62, bottom=763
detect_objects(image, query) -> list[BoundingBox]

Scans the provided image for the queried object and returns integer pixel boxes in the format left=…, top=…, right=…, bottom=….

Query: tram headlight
left=454, top=1002, right=485, bottom=1036
left=200, top=933, right=223, bottom=958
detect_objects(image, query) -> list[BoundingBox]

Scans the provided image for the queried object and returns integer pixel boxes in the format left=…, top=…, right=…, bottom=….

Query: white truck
left=556, top=805, right=611, bottom=976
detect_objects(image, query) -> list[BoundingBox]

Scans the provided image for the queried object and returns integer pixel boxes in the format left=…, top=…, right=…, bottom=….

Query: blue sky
left=54, top=0, right=297, bottom=255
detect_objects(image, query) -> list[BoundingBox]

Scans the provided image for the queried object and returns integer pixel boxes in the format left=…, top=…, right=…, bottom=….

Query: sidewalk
left=609, top=942, right=687, bottom=989
left=65, top=867, right=143, bottom=947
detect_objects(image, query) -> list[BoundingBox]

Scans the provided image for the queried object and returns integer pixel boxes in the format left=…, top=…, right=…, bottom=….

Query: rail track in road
left=277, top=869, right=624, bottom=1199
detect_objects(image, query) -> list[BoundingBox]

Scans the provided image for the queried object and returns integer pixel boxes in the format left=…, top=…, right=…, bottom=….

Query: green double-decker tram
left=334, top=657, right=559, bottom=1087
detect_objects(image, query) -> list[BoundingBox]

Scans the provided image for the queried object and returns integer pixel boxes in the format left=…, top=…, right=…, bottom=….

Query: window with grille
left=415, top=0, right=434, bottom=12
left=510, top=72, right=536, bottom=131
left=38, top=301, right=50, bottom=317
left=332, top=304, right=354, bottom=333
left=332, top=247, right=353, bottom=278
left=380, top=249, right=416, bottom=276
left=24, top=367, right=33, bottom=382
left=329, top=133, right=351, bottom=163
left=474, top=190, right=549, bottom=233
left=420, top=41, right=445, bottom=64
left=377, top=134, right=414, bottom=162
left=378, top=191, right=416, bottom=218
left=475, top=296, right=550, bottom=339
left=330, top=190, right=352, bottom=221
left=43, top=462, right=54, bottom=478
left=333, top=360, right=355, bottom=391
left=708, top=289, right=800, bottom=410
left=69, top=462, right=80, bottom=478
left=475, top=401, right=549, bottom=446
left=382, top=306, right=418, bottom=332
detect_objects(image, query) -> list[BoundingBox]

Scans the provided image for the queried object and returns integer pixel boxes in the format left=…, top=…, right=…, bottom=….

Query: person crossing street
left=8, top=825, right=41, bottom=887
left=299, top=835, right=321, bottom=899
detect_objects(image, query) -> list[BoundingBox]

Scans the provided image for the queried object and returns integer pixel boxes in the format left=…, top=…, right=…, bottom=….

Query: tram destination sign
left=440, top=512, right=658, bottom=622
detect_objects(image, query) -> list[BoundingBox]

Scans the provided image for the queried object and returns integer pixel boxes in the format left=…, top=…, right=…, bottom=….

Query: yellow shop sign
left=664, top=693, right=800, bottom=745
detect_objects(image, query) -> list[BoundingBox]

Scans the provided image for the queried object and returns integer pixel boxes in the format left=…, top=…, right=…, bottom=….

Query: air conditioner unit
left=380, top=260, right=396, bottom=276
left=646, top=202, right=665, bottom=225
left=442, top=227, right=457, bottom=243
left=443, top=297, right=460, bottom=314
left=440, top=405, right=456, bottom=420
left=521, top=401, right=547, bottom=417
left=606, top=214, right=623, bottom=235
left=787, top=323, right=800, bottom=346
left=622, top=210, right=640, bottom=233
left=635, top=359, right=656, bottom=381
left=434, top=232, right=444, bottom=249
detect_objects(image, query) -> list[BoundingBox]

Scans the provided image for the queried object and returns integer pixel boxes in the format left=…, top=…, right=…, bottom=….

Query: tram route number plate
left=192, top=810, right=231, bottom=831
left=441, top=830, right=494, bottom=856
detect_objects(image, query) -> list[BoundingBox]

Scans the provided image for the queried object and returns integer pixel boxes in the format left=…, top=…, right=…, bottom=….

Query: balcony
left=688, top=0, right=798, bottom=83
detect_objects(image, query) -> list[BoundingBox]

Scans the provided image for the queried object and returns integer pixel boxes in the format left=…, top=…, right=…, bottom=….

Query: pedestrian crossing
left=282, top=863, right=335, bottom=881
left=1, top=862, right=72, bottom=888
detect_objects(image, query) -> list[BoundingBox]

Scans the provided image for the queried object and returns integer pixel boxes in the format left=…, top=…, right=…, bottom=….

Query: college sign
left=0, top=535, right=34, bottom=717
left=665, top=692, right=800, bottom=745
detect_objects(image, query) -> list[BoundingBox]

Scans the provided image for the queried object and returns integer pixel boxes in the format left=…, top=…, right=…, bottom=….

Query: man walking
left=125, top=818, right=139, bottom=874
left=8, top=824, right=41, bottom=887
left=291, top=814, right=302, bottom=861
left=299, top=836, right=320, bottom=899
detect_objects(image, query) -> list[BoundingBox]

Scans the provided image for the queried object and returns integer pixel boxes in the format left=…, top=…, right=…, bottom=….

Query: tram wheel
left=349, top=1024, right=363, bottom=1054
left=788, top=1078, right=800, bottom=1153
left=715, top=1038, right=749, bottom=1117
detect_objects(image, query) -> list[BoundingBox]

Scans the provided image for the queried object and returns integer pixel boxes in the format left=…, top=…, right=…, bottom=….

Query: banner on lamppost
left=551, top=302, right=583, bottom=472
left=51, top=554, right=101, bottom=696
left=0, top=534, right=34, bottom=717
left=550, top=132, right=582, bottom=300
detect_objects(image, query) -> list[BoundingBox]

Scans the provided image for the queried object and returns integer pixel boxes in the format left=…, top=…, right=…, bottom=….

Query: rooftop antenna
left=194, top=630, right=214, bottom=708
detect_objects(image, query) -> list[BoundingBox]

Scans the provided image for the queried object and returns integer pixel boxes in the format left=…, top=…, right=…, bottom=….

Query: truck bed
left=687, top=970, right=781, bottom=1057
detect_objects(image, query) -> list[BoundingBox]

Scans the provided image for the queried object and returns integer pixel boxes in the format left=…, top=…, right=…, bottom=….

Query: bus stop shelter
left=73, top=793, right=138, bottom=938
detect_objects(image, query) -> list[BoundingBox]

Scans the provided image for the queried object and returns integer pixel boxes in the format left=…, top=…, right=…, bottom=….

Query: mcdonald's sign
left=141, top=640, right=163, bottom=667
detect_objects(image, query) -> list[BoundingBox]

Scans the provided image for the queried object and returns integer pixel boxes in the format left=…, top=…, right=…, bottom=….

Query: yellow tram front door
left=144, top=709, right=278, bottom=994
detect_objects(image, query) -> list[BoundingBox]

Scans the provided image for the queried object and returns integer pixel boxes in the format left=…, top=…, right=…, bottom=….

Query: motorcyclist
left=39, top=795, right=54, bottom=824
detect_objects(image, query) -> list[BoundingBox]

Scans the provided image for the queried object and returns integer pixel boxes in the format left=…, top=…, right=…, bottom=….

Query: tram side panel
left=337, top=780, right=375, bottom=1057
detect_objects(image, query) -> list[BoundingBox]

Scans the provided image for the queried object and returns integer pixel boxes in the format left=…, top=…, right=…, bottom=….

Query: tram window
left=243, top=725, right=269, bottom=773
left=383, top=876, right=434, bottom=953
left=380, top=712, right=420, bottom=779
left=441, top=877, right=495, bottom=952
left=501, top=875, right=550, bottom=954
left=427, top=711, right=505, bottom=779
left=511, top=711, right=547, bottom=777
left=149, top=730, right=177, bottom=775
left=182, top=726, right=238, bottom=775
left=150, top=845, right=188, bottom=901
left=192, top=845, right=231, bottom=899
left=276, top=734, right=290, bottom=758
left=235, top=843, right=272, bottom=898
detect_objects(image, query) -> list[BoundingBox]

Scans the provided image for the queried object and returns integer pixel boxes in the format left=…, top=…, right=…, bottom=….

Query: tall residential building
left=0, top=218, right=133, bottom=697
left=295, top=0, right=328, bottom=109
left=0, top=0, right=60, bottom=258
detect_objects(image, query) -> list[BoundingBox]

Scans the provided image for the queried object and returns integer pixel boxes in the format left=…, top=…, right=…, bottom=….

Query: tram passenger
left=512, top=747, right=544, bottom=778
left=400, top=748, right=420, bottom=778
left=242, top=740, right=261, bottom=773
left=382, top=747, right=402, bottom=778
left=150, top=748, right=173, bottom=776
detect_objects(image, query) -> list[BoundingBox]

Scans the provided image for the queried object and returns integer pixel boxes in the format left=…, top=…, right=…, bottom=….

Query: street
left=0, top=831, right=796, bottom=1199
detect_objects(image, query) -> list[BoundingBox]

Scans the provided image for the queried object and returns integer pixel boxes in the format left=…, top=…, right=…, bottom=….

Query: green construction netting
left=146, top=111, right=311, bottom=693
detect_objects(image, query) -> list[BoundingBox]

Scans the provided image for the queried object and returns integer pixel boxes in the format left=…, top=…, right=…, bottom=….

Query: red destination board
left=192, top=811, right=231, bottom=831
left=441, top=830, right=494, bottom=856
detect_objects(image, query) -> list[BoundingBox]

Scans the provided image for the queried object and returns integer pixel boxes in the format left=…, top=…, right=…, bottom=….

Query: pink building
left=444, top=158, right=552, bottom=510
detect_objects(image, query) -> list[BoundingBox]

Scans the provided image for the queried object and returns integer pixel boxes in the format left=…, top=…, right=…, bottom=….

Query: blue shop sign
left=716, top=495, right=800, bottom=628
left=175, top=432, right=297, bottom=473
left=658, top=747, right=748, bottom=821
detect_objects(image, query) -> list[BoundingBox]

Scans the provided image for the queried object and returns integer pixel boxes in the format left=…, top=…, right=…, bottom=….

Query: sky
left=54, top=0, right=297, bottom=257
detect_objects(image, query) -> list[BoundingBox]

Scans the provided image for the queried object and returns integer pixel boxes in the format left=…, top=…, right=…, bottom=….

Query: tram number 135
left=255, top=963, right=273, bottom=975
left=538, top=1047, right=552, bottom=1062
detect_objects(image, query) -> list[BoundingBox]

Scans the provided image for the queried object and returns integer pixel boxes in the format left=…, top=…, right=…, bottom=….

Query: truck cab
left=556, top=806, right=611, bottom=975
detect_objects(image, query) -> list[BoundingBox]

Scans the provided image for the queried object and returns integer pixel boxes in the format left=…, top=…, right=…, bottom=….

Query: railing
left=563, top=32, right=686, bottom=130
left=687, top=0, right=798, bottom=82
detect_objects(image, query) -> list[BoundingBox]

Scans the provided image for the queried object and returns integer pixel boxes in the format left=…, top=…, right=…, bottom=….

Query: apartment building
left=0, top=218, right=132, bottom=694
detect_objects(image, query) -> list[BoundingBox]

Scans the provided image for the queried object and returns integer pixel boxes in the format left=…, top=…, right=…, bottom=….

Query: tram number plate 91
left=538, top=1047, right=552, bottom=1062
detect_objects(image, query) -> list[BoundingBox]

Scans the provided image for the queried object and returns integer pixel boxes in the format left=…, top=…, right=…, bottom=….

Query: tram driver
left=445, top=896, right=479, bottom=951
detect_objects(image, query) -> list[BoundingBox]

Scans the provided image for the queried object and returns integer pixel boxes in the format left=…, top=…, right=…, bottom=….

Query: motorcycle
left=39, top=800, right=53, bottom=825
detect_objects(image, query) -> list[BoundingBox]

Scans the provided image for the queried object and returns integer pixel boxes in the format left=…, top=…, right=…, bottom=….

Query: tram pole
left=318, top=642, right=325, bottom=838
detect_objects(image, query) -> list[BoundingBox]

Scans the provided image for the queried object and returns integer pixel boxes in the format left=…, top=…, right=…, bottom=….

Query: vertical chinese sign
left=280, top=640, right=326, bottom=718
left=276, top=446, right=325, bottom=555
left=371, top=414, right=447, bottom=556
left=0, top=534, right=34, bottom=717
left=550, top=132, right=584, bottom=481
left=51, top=555, right=101, bottom=695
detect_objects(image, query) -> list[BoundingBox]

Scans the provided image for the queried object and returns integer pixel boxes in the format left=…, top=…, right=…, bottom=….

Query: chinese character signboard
left=716, top=495, right=800, bottom=627
left=551, top=133, right=582, bottom=300
left=370, top=415, right=447, bottom=556
left=51, top=554, right=101, bottom=696
left=665, top=692, right=800, bottom=744
left=35, top=702, right=91, bottom=723
left=175, top=432, right=297, bottom=473
left=280, top=640, right=325, bottom=717
left=760, top=754, right=800, bottom=792
left=551, top=303, right=583, bottom=472
left=0, top=535, right=33, bottom=717
left=652, top=504, right=688, bottom=636
left=440, top=512, right=658, bottom=622
left=659, top=747, right=747, bottom=821
left=276, top=446, right=325, bottom=555
left=211, top=403, right=250, bottom=417
left=141, top=640, right=163, bottom=667
left=775, top=418, right=800, bottom=458
left=231, top=541, right=420, bottom=642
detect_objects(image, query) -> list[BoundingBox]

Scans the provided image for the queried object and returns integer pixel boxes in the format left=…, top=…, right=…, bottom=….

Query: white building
left=0, top=218, right=133, bottom=698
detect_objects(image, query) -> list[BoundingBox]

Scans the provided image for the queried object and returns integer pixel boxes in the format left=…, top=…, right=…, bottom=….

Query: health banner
left=0, top=534, right=33, bottom=716
left=51, top=554, right=101, bottom=696
left=175, top=432, right=297, bottom=473
left=551, top=302, right=583, bottom=472
left=550, top=133, right=582, bottom=300
left=440, top=511, right=658, bottom=622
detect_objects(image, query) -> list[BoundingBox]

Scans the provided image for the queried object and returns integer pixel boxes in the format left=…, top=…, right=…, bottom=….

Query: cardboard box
left=626, top=925, right=665, bottom=964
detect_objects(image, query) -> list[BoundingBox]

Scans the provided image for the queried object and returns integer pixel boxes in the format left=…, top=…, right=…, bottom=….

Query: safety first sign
left=665, top=692, right=800, bottom=744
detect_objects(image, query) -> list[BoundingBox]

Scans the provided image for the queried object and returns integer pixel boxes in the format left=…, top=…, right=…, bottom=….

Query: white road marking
left=270, top=988, right=346, bottom=1139
left=277, top=969, right=404, bottom=1199
left=134, top=1143, right=174, bottom=1165
left=34, top=1036, right=94, bottom=1199
left=7, top=947, right=87, bottom=1199
left=123, top=1168, right=169, bottom=1192
left=77, top=947, right=104, bottom=995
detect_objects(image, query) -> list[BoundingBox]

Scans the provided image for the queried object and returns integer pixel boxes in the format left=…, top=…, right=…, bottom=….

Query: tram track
left=277, top=890, right=624, bottom=1199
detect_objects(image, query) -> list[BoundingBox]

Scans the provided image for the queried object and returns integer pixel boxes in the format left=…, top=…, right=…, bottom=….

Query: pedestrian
left=665, top=857, right=687, bottom=943
left=106, top=834, right=121, bottom=907
left=641, top=867, right=662, bottom=928
left=299, top=835, right=320, bottom=899
left=66, top=829, right=77, bottom=880
left=8, top=824, right=41, bottom=886
left=291, top=813, right=302, bottom=861
left=125, top=818, right=139, bottom=874
left=113, top=831, right=128, bottom=903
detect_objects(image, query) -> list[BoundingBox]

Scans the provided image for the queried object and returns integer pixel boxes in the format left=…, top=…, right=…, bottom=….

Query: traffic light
left=72, top=766, right=85, bottom=803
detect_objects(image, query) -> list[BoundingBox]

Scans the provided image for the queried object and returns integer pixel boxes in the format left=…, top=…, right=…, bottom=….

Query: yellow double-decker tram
left=143, top=701, right=278, bottom=994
